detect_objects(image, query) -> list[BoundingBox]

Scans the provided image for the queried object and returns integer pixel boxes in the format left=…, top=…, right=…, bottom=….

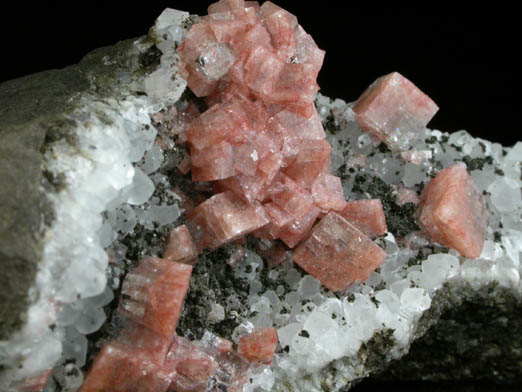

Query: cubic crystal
left=292, top=212, right=387, bottom=291
left=164, top=225, right=197, bottom=264
left=79, top=343, right=173, bottom=392
left=119, top=257, right=192, bottom=338
left=237, top=327, right=278, bottom=364
left=187, top=191, right=269, bottom=251
left=339, top=199, right=388, bottom=237
left=164, top=335, right=219, bottom=392
left=353, top=72, right=439, bottom=150
left=418, top=162, right=488, bottom=258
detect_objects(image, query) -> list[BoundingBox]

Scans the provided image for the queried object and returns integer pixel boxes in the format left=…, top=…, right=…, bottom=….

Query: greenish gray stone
left=377, top=281, right=522, bottom=384
left=0, top=36, right=155, bottom=341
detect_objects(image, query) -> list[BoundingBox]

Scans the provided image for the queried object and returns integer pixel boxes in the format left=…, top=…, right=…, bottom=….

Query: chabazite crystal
left=198, top=332, right=250, bottom=392
left=119, top=257, right=192, bottom=338
left=292, top=212, right=387, bottom=291
left=339, top=199, right=388, bottom=238
left=418, top=162, right=488, bottom=258
left=164, top=336, right=219, bottom=392
left=79, top=343, right=173, bottom=392
left=164, top=225, right=197, bottom=264
left=237, top=327, right=278, bottom=364
left=116, top=322, right=174, bottom=363
left=353, top=71, right=439, bottom=150
left=176, top=0, right=345, bottom=255
left=186, top=191, right=269, bottom=251
left=261, top=172, right=321, bottom=247
left=311, top=173, right=346, bottom=212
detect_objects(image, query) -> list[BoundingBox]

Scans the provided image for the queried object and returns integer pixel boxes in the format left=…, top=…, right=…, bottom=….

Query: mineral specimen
left=174, top=0, right=390, bottom=289
left=1, top=1, right=520, bottom=392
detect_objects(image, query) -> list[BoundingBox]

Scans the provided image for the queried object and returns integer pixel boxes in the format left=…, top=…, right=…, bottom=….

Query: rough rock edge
left=0, top=9, right=190, bottom=387
left=379, top=280, right=522, bottom=384
left=0, top=35, right=149, bottom=340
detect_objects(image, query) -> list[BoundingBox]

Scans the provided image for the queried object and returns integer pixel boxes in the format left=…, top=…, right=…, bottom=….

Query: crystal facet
left=418, top=162, right=488, bottom=258
left=292, top=212, right=387, bottom=291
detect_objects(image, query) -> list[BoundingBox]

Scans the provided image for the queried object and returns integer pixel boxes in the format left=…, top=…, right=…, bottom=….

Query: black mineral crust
left=176, top=246, right=250, bottom=341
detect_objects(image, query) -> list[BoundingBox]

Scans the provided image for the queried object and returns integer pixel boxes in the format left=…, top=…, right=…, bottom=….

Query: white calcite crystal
left=144, top=8, right=189, bottom=105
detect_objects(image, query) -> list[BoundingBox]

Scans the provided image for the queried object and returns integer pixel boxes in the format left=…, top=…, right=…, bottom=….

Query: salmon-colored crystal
left=260, top=1, right=297, bottom=62
left=117, top=321, right=174, bottom=363
left=187, top=101, right=249, bottom=151
left=119, top=257, right=192, bottom=338
left=208, top=0, right=248, bottom=14
left=339, top=199, right=388, bottom=238
left=165, top=336, right=219, bottom=392
left=262, top=173, right=321, bottom=247
left=418, top=162, right=488, bottom=258
left=191, top=140, right=236, bottom=182
left=216, top=149, right=282, bottom=203
left=255, top=201, right=294, bottom=240
left=187, top=191, right=269, bottom=251
left=354, top=72, right=439, bottom=149
left=292, top=212, right=387, bottom=291
left=164, top=225, right=197, bottom=264
left=198, top=331, right=249, bottom=392
left=255, top=238, right=291, bottom=268
left=271, top=63, right=320, bottom=105
left=237, top=327, right=278, bottom=364
left=278, top=206, right=321, bottom=248
left=283, top=139, right=332, bottom=189
left=243, top=45, right=285, bottom=98
left=276, top=108, right=325, bottom=140
left=311, top=173, right=347, bottom=212
left=265, top=173, right=316, bottom=221
left=15, top=369, right=52, bottom=392
left=79, top=343, right=173, bottom=392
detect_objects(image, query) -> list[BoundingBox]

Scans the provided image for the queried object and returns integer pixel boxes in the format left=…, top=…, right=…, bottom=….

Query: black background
left=0, top=3, right=519, bottom=390
left=0, top=2, right=518, bottom=146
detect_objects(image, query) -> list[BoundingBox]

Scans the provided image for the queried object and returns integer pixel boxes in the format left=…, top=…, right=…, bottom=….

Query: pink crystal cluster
left=81, top=252, right=277, bottom=392
left=168, top=0, right=392, bottom=292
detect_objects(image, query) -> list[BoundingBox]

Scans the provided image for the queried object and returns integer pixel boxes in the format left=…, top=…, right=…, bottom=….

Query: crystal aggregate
left=2, top=1, right=521, bottom=392
left=171, top=0, right=394, bottom=293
